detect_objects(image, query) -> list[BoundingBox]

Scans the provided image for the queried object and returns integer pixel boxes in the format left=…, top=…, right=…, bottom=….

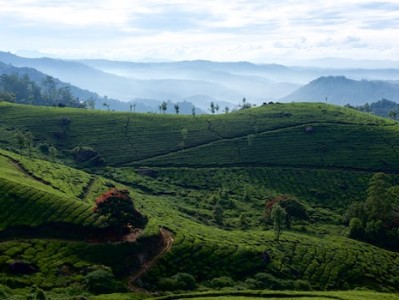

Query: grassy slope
left=151, top=290, right=399, bottom=300
left=1, top=150, right=399, bottom=293
left=1, top=102, right=399, bottom=294
left=0, top=149, right=162, bottom=291
left=1, top=101, right=398, bottom=170
left=0, top=149, right=103, bottom=229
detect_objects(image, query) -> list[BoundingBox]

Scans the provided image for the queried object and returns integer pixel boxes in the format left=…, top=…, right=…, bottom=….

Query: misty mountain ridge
left=1, top=51, right=399, bottom=110
left=280, top=76, right=399, bottom=105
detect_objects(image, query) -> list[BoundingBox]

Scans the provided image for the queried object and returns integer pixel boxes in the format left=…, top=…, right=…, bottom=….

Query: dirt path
left=78, top=177, right=96, bottom=200
left=128, top=228, right=174, bottom=290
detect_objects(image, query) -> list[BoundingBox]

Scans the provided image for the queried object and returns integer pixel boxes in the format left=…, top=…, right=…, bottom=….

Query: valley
left=0, top=101, right=399, bottom=299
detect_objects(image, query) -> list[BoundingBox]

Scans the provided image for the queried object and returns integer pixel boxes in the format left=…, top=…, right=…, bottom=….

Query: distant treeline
left=0, top=73, right=95, bottom=108
left=347, top=98, right=399, bottom=119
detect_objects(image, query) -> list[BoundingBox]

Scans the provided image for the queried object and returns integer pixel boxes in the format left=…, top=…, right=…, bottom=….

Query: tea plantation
left=0, top=101, right=399, bottom=299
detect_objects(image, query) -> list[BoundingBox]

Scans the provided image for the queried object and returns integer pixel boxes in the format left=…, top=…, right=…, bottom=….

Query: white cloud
left=0, top=0, right=398, bottom=62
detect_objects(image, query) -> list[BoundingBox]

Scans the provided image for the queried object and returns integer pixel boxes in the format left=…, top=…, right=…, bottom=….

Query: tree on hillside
left=1, top=73, right=41, bottom=104
left=271, top=204, right=286, bottom=240
left=94, top=188, right=147, bottom=236
left=103, top=102, right=110, bottom=111
left=215, top=104, right=220, bottom=114
left=213, top=204, right=224, bottom=225
left=16, top=130, right=26, bottom=154
left=388, top=110, right=397, bottom=120
left=16, top=130, right=34, bottom=158
left=174, top=103, right=180, bottom=114
left=265, top=195, right=307, bottom=229
left=48, top=145, right=57, bottom=162
left=25, top=131, right=34, bottom=158
left=161, top=101, right=168, bottom=114
left=366, top=172, right=392, bottom=222
left=0, top=91, right=16, bottom=103
left=192, top=106, right=196, bottom=117
left=210, top=102, right=215, bottom=114
left=239, top=97, right=252, bottom=110
left=224, top=106, right=230, bottom=114
left=42, top=76, right=57, bottom=102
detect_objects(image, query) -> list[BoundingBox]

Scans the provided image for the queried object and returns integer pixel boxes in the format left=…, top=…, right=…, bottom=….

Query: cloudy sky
left=0, top=0, right=398, bottom=63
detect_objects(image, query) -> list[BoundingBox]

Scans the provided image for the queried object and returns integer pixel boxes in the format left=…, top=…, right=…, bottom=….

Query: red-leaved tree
left=94, top=188, right=147, bottom=235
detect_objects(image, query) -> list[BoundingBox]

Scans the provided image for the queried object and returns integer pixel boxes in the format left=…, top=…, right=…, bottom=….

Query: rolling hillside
left=1, top=101, right=399, bottom=298
left=0, top=101, right=398, bottom=170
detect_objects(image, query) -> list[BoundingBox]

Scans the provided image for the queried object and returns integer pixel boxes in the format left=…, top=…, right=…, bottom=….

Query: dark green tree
left=48, top=145, right=57, bottom=162
left=25, top=131, right=34, bottom=158
left=161, top=101, right=168, bottom=114
left=210, top=102, right=215, bottom=114
left=174, top=103, right=180, bottom=114
left=366, top=172, right=392, bottom=222
left=388, top=110, right=397, bottom=120
left=213, top=204, right=224, bottom=225
left=271, top=204, right=286, bottom=240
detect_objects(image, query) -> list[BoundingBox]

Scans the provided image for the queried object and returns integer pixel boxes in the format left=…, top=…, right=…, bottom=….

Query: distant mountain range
left=280, top=76, right=399, bottom=105
left=1, top=51, right=399, bottom=111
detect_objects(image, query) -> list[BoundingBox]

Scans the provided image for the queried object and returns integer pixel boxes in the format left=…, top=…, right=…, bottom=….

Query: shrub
left=0, top=284, right=10, bottom=299
left=347, top=217, right=364, bottom=239
left=83, top=266, right=124, bottom=294
left=254, top=273, right=281, bottom=289
left=73, top=146, right=98, bottom=162
left=206, top=276, right=236, bottom=289
left=244, top=278, right=263, bottom=289
left=294, top=279, right=312, bottom=290
left=26, top=285, right=47, bottom=300
left=157, top=273, right=196, bottom=291
left=38, top=143, right=49, bottom=154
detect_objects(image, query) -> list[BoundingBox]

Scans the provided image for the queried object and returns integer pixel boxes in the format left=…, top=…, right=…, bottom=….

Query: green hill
left=1, top=101, right=399, bottom=299
left=0, top=101, right=397, bottom=169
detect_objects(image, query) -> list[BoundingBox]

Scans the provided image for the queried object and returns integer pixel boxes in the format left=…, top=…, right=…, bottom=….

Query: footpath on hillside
left=128, top=228, right=174, bottom=291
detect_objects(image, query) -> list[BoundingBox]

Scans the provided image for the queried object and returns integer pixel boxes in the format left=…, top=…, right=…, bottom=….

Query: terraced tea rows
left=125, top=190, right=399, bottom=292
left=0, top=150, right=106, bottom=230
left=1, top=102, right=397, bottom=168
left=139, top=124, right=399, bottom=171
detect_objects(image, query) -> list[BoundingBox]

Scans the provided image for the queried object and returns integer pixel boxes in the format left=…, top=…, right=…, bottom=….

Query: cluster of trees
left=264, top=195, right=308, bottom=240
left=0, top=73, right=95, bottom=108
left=347, top=99, right=399, bottom=120
left=346, top=173, right=399, bottom=249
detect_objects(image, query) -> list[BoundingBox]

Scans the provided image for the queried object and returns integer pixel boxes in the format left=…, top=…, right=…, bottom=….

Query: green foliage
left=94, top=188, right=147, bottom=234
left=271, top=204, right=286, bottom=240
left=347, top=218, right=364, bottom=239
left=366, top=173, right=392, bottom=222
left=206, top=276, right=236, bottom=289
left=158, top=273, right=196, bottom=291
left=0, top=284, right=10, bottom=299
left=0, top=73, right=81, bottom=107
left=84, top=266, right=125, bottom=294
left=213, top=205, right=224, bottom=225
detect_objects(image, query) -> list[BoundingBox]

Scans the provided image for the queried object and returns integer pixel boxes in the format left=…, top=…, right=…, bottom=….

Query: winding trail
left=128, top=228, right=174, bottom=290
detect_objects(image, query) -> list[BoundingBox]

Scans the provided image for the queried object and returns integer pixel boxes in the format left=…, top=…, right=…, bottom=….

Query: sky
left=0, top=0, right=399, bottom=63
